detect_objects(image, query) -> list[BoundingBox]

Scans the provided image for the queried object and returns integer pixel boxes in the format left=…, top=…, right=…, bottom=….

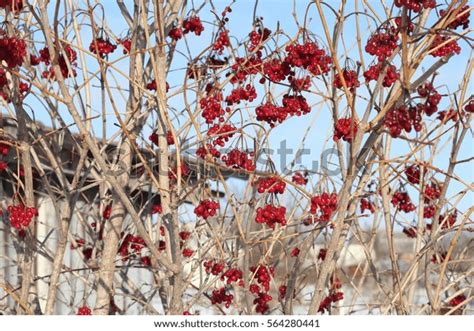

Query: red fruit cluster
left=318, top=292, right=344, bottom=314
left=284, top=41, right=332, bottom=76
left=222, top=149, right=255, bottom=171
left=70, top=238, right=85, bottom=250
left=196, top=143, right=221, bottom=159
left=449, top=294, right=466, bottom=307
left=208, top=123, right=236, bottom=147
left=384, top=105, right=422, bottom=138
left=292, top=171, right=308, bottom=186
left=168, top=162, right=190, bottom=181
left=89, top=38, right=117, bottom=58
left=441, top=6, right=470, bottom=30
left=334, top=69, right=360, bottom=91
left=183, top=16, right=205, bottom=35
left=213, top=31, right=230, bottom=54
left=250, top=264, right=275, bottom=314
left=464, top=99, right=474, bottom=113
left=102, top=204, right=112, bottom=220
left=118, top=233, right=146, bottom=262
left=288, top=75, right=311, bottom=92
left=391, top=190, right=416, bottom=213
left=146, top=80, right=170, bottom=92
left=0, top=142, right=10, bottom=156
left=405, top=165, right=421, bottom=184
left=182, top=248, right=194, bottom=257
left=430, top=35, right=461, bottom=57
left=416, top=82, right=441, bottom=116
left=77, top=306, right=92, bottom=315
left=282, top=94, right=311, bottom=117
left=310, top=193, right=338, bottom=222
left=360, top=198, right=375, bottom=214
left=118, top=38, right=131, bottom=54
left=204, top=260, right=225, bottom=275
left=194, top=199, right=219, bottom=220
left=365, top=28, right=398, bottom=61
left=0, top=0, right=23, bottom=12
left=248, top=27, right=271, bottom=51
left=255, top=101, right=287, bottom=127
left=0, top=33, right=27, bottom=68
left=0, top=68, right=27, bottom=102
left=200, top=91, right=226, bottom=124
left=228, top=54, right=262, bottom=84
left=255, top=176, right=286, bottom=194
left=440, top=211, right=457, bottom=229
left=225, top=84, right=257, bottom=105
left=394, top=0, right=436, bottom=12
left=318, top=248, right=327, bottom=261
left=290, top=247, right=300, bottom=257
left=168, top=27, right=183, bottom=41
left=263, top=59, right=291, bottom=83
left=363, top=63, right=399, bottom=87
left=222, top=268, right=243, bottom=285
left=394, top=17, right=415, bottom=33
left=7, top=204, right=38, bottom=229
left=424, top=182, right=441, bottom=203
left=333, top=117, right=358, bottom=143
left=255, top=205, right=287, bottom=229
left=38, top=44, right=78, bottom=79
left=210, top=287, right=233, bottom=308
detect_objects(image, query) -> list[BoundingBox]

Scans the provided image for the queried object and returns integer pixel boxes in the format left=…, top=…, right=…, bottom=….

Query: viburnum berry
left=424, top=182, right=441, bottom=203
left=183, top=16, right=204, bottom=36
left=284, top=41, right=332, bottom=76
left=262, top=59, right=291, bottom=83
left=7, top=204, right=38, bottom=229
left=255, top=101, right=287, bottom=127
left=365, top=28, right=398, bottom=61
left=168, top=162, right=190, bottom=181
left=89, top=37, right=117, bottom=58
left=168, top=27, right=183, bottom=41
left=334, top=69, right=360, bottom=91
left=333, top=117, right=358, bottom=143
left=39, top=44, right=78, bottom=79
left=210, top=287, right=233, bottom=308
left=394, top=0, right=436, bottom=13
left=248, top=27, right=271, bottom=51
left=102, top=204, right=112, bottom=220
left=118, top=233, right=146, bottom=261
left=403, top=226, right=417, bottom=238
left=384, top=105, right=422, bottom=138
left=288, top=75, right=311, bottom=92
left=255, top=176, right=286, bottom=194
left=310, top=193, right=338, bottom=222
left=225, top=84, right=257, bottom=105
left=0, top=0, right=24, bottom=12
left=424, top=205, right=437, bottom=219
left=430, top=34, right=461, bottom=57
left=213, top=31, right=230, bottom=54
left=440, top=5, right=470, bottom=30
left=179, top=231, right=191, bottom=241
left=221, top=268, right=243, bottom=285
left=290, top=247, right=300, bottom=257
left=0, top=32, right=27, bottom=68
left=440, top=211, right=457, bottom=229
left=208, top=123, right=236, bottom=147
left=282, top=94, right=311, bottom=117
left=405, top=165, right=421, bottom=184
left=182, top=248, right=194, bottom=257
left=204, top=260, right=225, bottom=275
left=254, top=292, right=272, bottom=314
left=318, top=248, right=327, bottom=261
left=394, top=17, right=415, bottom=33
left=118, top=38, right=131, bottom=54
left=146, top=80, right=170, bottom=92
left=222, top=149, right=255, bottom=171
left=279, top=285, right=287, bottom=300
left=363, top=62, right=399, bottom=87
left=228, top=54, right=263, bottom=84
left=77, top=306, right=92, bottom=315
left=194, top=199, right=219, bottom=220
left=196, top=143, right=221, bottom=159
left=200, top=91, right=226, bottom=124
left=292, top=171, right=308, bottom=186
left=318, top=291, right=344, bottom=313
left=391, top=190, right=416, bottom=213
left=255, top=204, right=287, bottom=229
left=448, top=294, right=466, bottom=307
left=250, top=264, right=274, bottom=292
left=416, top=82, right=442, bottom=116
left=464, top=99, right=474, bottom=113
left=360, top=198, right=375, bottom=214
left=70, top=238, right=85, bottom=250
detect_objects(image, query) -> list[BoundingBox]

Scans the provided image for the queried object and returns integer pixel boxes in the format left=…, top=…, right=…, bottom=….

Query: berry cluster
left=440, top=6, right=470, bottom=30
left=405, top=165, right=421, bottom=184
left=204, top=260, right=225, bottom=275
left=208, top=123, right=236, bottom=147
left=255, top=204, right=287, bottom=229
left=196, top=143, right=221, bottom=159
left=255, top=101, right=287, bottom=127
left=0, top=33, right=27, bottom=68
left=365, top=28, right=398, bottom=61
left=430, top=35, right=461, bottom=57
left=284, top=41, right=332, bottom=76
left=282, top=94, right=311, bottom=117
left=38, top=44, right=78, bottom=79
left=183, top=16, right=205, bottom=36
left=210, top=287, right=233, bottom=308
left=0, top=68, right=27, bottom=102
left=222, top=149, right=255, bottom=171
left=7, top=204, right=38, bottom=230
left=146, top=80, right=170, bottom=92
left=290, top=247, right=300, bottom=257
left=248, top=27, right=271, bottom=51
left=168, top=162, right=190, bottom=181
left=292, top=171, right=308, bottom=186
left=200, top=91, right=226, bottom=124
left=194, top=199, right=220, bottom=220
left=255, top=176, right=286, bottom=194
left=118, top=38, right=131, bottom=54
left=222, top=268, right=244, bottom=286
left=249, top=264, right=275, bottom=314
left=334, top=69, right=360, bottom=91
left=394, top=0, right=436, bottom=13
left=391, top=190, right=416, bottom=213
left=310, top=193, right=338, bottom=222
left=333, top=117, right=358, bottom=143
left=0, top=0, right=24, bottom=12
left=102, top=204, right=112, bottom=220
left=182, top=248, right=194, bottom=257
left=363, top=63, right=399, bottom=87
left=262, top=59, right=291, bottom=83
left=228, top=54, right=262, bottom=84
left=449, top=294, right=466, bottom=307
left=118, top=233, right=146, bottom=262
left=394, top=17, right=415, bottom=33
left=424, top=182, right=441, bottom=203
left=440, top=211, right=457, bottom=229
left=168, top=27, right=183, bottom=41
left=77, top=306, right=92, bottom=315
left=213, top=31, right=230, bottom=54
left=89, top=38, right=117, bottom=58
left=225, top=84, right=257, bottom=105
left=384, top=105, right=422, bottom=138
left=360, top=198, right=375, bottom=214
left=464, top=99, right=474, bottom=113
left=288, top=75, right=311, bottom=92
left=416, top=82, right=442, bottom=116
left=318, top=292, right=344, bottom=314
